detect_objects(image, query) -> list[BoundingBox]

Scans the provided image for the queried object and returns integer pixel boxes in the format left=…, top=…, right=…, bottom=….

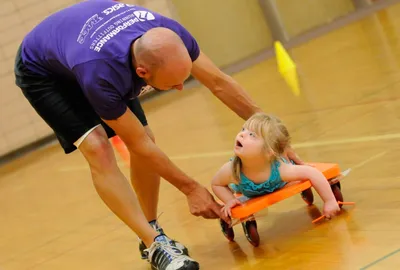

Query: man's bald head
left=133, top=27, right=190, bottom=72
left=132, top=27, right=193, bottom=91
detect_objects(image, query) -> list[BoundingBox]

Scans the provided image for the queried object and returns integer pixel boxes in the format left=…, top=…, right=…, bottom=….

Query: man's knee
left=78, top=126, right=116, bottom=170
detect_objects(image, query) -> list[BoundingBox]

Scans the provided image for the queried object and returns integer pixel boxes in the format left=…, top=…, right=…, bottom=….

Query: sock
left=150, top=220, right=165, bottom=235
left=149, top=220, right=158, bottom=228
left=154, top=234, right=169, bottom=244
left=139, top=220, right=163, bottom=243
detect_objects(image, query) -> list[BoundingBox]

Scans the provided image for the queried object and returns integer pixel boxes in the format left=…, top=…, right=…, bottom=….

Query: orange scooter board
left=218, top=162, right=354, bottom=247
left=230, top=162, right=341, bottom=220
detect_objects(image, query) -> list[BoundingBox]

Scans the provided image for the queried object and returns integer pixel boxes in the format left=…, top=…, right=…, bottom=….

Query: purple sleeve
left=161, top=17, right=200, bottom=62
left=72, top=60, right=127, bottom=120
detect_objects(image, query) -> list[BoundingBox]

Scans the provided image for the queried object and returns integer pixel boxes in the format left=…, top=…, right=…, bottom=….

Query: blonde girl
left=211, top=113, right=340, bottom=220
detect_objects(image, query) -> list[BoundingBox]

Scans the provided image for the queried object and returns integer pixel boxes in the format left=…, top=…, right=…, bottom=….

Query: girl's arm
left=211, top=161, right=237, bottom=203
left=279, top=164, right=337, bottom=203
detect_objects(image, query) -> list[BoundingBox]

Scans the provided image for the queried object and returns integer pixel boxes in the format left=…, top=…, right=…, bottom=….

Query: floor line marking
left=360, top=248, right=400, bottom=270
left=351, top=151, right=387, bottom=170
left=169, top=133, right=400, bottom=161
left=59, top=133, right=400, bottom=171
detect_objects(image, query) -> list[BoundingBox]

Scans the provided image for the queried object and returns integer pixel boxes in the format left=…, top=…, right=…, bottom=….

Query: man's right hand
left=186, top=183, right=231, bottom=224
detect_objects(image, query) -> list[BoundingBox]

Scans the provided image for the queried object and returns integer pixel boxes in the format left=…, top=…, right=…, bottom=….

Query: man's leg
left=107, top=98, right=161, bottom=222
left=77, top=125, right=158, bottom=246
left=15, top=50, right=199, bottom=267
left=126, top=99, right=189, bottom=259
left=130, top=126, right=160, bottom=222
left=73, top=126, right=199, bottom=269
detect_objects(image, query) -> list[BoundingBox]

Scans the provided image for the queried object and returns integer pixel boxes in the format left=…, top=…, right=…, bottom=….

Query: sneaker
left=139, top=220, right=189, bottom=259
left=146, top=235, right=199, bottom=270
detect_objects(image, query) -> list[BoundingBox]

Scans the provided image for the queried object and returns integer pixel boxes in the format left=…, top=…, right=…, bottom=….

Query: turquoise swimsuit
left=229, top=158, right=293, bottom=198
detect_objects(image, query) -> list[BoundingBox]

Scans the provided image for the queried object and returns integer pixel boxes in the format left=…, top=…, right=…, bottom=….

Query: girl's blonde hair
left=232, top=112, right=291, bottom=182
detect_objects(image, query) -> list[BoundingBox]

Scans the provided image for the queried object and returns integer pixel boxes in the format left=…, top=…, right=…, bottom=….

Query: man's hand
left=186, top=183, right=231, bottom=223
left=284, top=146, right=304, bottom=165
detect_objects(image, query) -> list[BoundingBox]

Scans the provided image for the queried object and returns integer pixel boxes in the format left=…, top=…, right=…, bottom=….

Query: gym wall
left=0, top=0, right=385, bottom=159
left=0, top=0, right=174, bottom=157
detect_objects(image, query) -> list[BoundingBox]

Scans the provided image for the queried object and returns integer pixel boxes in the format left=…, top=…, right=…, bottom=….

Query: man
left=14, top=1, right=302, bottom=269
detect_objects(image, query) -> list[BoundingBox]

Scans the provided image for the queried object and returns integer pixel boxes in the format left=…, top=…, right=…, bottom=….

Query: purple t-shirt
left=21, top=0, right=200, bottom=120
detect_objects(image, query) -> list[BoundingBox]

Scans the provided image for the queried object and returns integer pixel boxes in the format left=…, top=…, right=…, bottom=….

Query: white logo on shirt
left=77, top=14, right=104, bottom=44
left=90, top=9, right=155, bottom=52
left=133, top=11, right=155, bottom=21
left=102, top=3, right=135, bottom=16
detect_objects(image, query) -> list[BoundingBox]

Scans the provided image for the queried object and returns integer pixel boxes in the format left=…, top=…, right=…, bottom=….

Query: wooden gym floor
left=1, top=4, right=400, bottom=270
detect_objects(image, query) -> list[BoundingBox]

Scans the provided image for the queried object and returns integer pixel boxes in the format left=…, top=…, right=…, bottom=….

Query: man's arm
left=189, top=51, right=305, bottom=166
left=190, top=51, right=263, bottom=120
left=103, top=107, right=197, bottom=195
left=73, top=59, right=229, bottom=221
left=103, top=107, right=230, bottom=222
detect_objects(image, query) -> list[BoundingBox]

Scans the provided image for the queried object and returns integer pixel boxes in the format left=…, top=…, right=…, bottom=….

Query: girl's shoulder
left=217, top=160, right=235, bottom=177
left=274, top=157, right=295, bottom=174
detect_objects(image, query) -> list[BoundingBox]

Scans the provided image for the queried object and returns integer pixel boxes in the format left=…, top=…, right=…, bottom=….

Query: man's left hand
left=285, top=147, right=304, bottom=165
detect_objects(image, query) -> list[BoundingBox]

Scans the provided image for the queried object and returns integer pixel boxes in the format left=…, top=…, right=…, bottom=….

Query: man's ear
left=136, top=66, right=150, bottom=79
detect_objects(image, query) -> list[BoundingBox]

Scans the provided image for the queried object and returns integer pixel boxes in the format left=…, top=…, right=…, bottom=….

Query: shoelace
left=146, top=241, right=186, bottom=268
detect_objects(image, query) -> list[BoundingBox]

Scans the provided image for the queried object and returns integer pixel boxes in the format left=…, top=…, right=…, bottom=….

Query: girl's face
left=234, top=127, right=265, bottom=159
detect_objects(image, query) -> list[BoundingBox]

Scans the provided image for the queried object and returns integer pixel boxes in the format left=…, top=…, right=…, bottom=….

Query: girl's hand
left=323, top=199, right=340, bottom=219
left=221, top=198, right=242, bottom=218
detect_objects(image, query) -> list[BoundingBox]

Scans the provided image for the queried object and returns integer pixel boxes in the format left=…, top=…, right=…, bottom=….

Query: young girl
left=211, top=112, right=340, bottom=220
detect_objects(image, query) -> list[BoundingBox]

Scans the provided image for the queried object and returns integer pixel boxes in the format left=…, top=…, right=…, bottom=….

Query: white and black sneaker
left=146, top=235, right=199, bottom=270
left=139, top=220, right=189, bottom=259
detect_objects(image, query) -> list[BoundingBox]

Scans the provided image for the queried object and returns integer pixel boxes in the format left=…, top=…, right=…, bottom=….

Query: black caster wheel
left=219, top=218, right=235, bottom=241
left=331, top=183, right=343, bottom=208
left=301, top=188, right=314, bottom=205
left=242, top=219, right=260, bottom=247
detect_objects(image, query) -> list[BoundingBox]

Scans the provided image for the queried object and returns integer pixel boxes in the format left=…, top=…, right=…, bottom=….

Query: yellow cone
left=274, top=41, right=301, bottom=96
left=281, top=68, right=300, bottom=96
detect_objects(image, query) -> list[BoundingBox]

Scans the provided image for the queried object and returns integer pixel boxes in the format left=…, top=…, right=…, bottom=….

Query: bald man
left=14, top=1, right=302, bottom=269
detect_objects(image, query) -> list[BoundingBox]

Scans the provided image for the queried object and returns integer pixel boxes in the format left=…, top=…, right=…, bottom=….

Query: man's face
left=139, top=58, right=192, bottom=91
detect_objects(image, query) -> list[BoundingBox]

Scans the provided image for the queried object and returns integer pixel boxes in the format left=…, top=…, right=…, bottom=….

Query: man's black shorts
left=14, top=45, right=148, bottom=154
